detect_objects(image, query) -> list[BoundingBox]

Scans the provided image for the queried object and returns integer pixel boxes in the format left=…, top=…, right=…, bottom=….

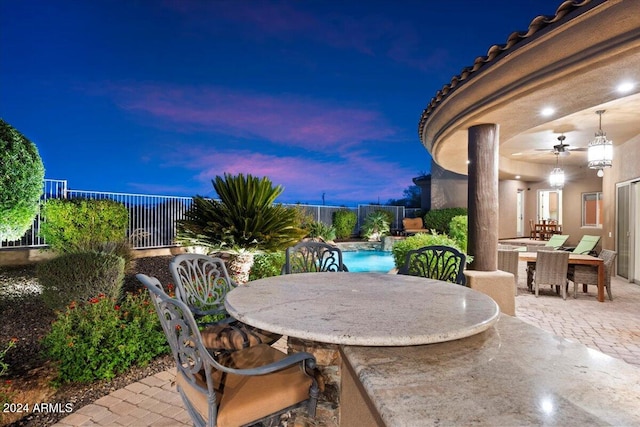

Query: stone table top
left=341, top=314, right=640, bottom=426
left=225, top=272, right=499, bottom=346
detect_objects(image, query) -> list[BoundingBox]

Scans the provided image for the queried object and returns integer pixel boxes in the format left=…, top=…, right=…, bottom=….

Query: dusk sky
left=1, top=0, right=562, bottom=205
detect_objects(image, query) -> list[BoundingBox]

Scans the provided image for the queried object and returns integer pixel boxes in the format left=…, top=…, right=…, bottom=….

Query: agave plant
left=175, top=173, right=305, bottom=283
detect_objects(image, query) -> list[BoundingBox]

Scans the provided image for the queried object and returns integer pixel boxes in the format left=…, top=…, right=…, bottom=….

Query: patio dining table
left=519, top=251, right=605, bottom=301
left=224, top=272, right=500, bottom=346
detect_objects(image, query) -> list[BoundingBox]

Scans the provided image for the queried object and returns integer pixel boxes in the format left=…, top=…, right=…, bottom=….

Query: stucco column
left=467, top=124, right=499, bottom=271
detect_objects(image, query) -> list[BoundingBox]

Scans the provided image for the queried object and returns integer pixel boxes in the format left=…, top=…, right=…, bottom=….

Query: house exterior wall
left=431, top=160, right=467, bottom=210
left=603, top=134, right=640, bottom=251
left=432, top=163, right=604, bottom=245
left=498, top=180, right=523, bottom=239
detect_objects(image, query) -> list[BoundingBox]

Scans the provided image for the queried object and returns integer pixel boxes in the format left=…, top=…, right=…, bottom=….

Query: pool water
left=342, top=251, right=395, bottom=273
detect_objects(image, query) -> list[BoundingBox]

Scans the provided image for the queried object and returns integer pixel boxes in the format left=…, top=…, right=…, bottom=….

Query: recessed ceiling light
left=541, top=107, right=555, bottom=117
left=617, top=81, right=636, bottom=94
left=515, top=175, right=521, bottom=179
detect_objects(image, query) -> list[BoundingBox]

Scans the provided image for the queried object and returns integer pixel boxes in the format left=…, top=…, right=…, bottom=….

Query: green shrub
left=361, top=210, right=391, bottom=241
left=306, top=221, right=337, bottom=241
left=37, top=252, right=125, bottom=310
left=39, top=198, right=128, bottom=253
left=0, top=119, right=45, bottom=242
left=423, top=207, right=468, bottom=234
left=249, top=251, right=286, bottom=281
left=391, top=232, right=464, bottom=268
left=290, top=205, right=315, bottom=231
left=448, top=215, right=468, bottom=252
left=42, top=291, right=168, bottom=384
left=0, top=338, right=17, bottom=409
left=333, top=209, right=357, bottom=239
left=95, top=240, right=134, bottom=271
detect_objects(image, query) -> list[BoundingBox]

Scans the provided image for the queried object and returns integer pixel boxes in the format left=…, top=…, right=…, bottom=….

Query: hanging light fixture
left=588, top=110, right=613, bottom=177
left=549, top=152, right=565, bottom=188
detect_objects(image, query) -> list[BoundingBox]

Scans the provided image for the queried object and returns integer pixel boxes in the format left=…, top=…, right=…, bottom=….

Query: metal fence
left=1, top=179, right=413, bottom=250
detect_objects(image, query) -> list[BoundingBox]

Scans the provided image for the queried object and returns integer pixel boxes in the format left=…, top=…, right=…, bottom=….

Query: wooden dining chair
left=282, top=241, right=349, bottom=274
left=533, top=250, right=570, bottom=300
left=170, top=254, right=280, bottom=351
left=568, top=249, right=617, bottom=300
left=398, top=245, right=467, bottom=286
left=529, top=219, right=537, bottom=240
left=137, top=274, right=319, bottom=427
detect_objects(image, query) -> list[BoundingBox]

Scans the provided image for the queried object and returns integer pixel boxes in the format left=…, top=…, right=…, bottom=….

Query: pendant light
left=587, top=110, right=613, bottom=177
left=549, top=152, right=565, bottom=189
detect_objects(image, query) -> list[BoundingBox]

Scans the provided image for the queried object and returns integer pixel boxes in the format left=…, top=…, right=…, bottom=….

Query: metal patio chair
left=568, top=249, right=617, bottom=300
left=533, top=250, right=570, bottom=300
left=170, top=254, right=280, bottom=351
left=398, top=245, right=467, bottom=286
left=282, top=241, right=349, bottom=274
left=137, top=274, right=319, bottom=427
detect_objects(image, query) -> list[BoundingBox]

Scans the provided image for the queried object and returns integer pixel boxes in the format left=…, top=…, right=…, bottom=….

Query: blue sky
left=1, top=0, right=562, bottom=205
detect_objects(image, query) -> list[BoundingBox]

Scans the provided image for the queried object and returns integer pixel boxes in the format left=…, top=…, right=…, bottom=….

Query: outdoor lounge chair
left=402, top=217, right=427, bottom=235
left=398, top=245, right=466, bottom=286
left=282, top=241, right=348, bottom=274
left=170, top=254, right=280, bottom=351
left=545, top=234, right=569, bottom=249
left=137, top=274, right=319, bottom=427
left=568, top=249, right=617, bottom=300
left=565, top=235, right=601, bottom=255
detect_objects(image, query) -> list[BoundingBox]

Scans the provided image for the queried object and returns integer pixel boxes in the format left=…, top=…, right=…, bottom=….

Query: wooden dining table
left=534, top=222, right=560, bottom=240
left=519, top=251, right=605, bottom=301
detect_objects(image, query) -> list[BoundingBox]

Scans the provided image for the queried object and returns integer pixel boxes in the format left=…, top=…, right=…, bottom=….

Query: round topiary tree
left=0, top=119, right=45, bottom=242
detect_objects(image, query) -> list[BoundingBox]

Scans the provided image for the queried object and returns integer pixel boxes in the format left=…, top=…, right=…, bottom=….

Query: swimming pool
left=342, top=250, right=395, bottom=273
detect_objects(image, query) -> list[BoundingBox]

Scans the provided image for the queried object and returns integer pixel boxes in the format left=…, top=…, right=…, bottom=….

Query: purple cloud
left=164, top=145, right=418, bottom=204
left=106, top=83, right=396, bottom=151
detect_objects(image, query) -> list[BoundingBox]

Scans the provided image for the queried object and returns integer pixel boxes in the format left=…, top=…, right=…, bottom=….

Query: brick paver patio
left=53, top=266, right=640, bottom=426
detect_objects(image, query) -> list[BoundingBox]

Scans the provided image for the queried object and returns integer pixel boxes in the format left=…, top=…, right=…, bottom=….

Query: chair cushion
left=200, top=322, right=281, bottom=351
left=176, top=344, right=312, bottom=427
left=402, top=217, right=426, bottom=232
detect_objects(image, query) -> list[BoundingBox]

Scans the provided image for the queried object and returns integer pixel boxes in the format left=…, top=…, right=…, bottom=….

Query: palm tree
left=175, top=173, right=305, bottom=283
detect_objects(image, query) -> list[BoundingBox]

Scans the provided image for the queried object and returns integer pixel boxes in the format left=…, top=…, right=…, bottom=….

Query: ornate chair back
left=170, top=254, right=235, bottom=319
left=137, top=274, right=319, bottom=427
left=282, top=241, right=348, bottom=274
left=170, top=254, right=280, bottom=350
left=398, top=245, right=467, bottom=286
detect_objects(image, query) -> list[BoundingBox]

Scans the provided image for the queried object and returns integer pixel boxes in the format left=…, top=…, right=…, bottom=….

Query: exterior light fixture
left=541, top=107, right=555, bottom=117
left=587, top=110, right=613, bottom=178
left=549, top=152, right=565, bottom=189
left=617, top=81, right=635, bottom=94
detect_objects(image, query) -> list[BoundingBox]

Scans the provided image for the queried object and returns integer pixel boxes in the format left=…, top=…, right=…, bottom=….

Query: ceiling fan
left=534, top=135, right=587, bottom=156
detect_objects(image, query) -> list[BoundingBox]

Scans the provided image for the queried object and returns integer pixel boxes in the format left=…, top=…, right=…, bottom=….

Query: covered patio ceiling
left=418, top=0, right=640, bottom=182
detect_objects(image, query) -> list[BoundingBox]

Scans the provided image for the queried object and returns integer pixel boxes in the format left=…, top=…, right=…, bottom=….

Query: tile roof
left=417, top=0, right=601, bottom=142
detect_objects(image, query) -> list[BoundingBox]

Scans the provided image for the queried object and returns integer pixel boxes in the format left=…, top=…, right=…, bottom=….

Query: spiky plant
left=175, top=173, right=305, bottom=283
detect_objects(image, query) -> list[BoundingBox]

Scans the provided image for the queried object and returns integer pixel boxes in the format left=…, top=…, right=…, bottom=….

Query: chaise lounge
left=402, top=217, right=427, bottom=235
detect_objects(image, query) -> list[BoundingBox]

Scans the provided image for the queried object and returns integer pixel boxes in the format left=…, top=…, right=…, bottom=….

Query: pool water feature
left=342, top=250, right=395, bottom=273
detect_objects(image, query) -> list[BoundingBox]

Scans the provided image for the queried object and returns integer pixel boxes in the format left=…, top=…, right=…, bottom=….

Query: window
left=582, top=192, right=603, bottom=227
